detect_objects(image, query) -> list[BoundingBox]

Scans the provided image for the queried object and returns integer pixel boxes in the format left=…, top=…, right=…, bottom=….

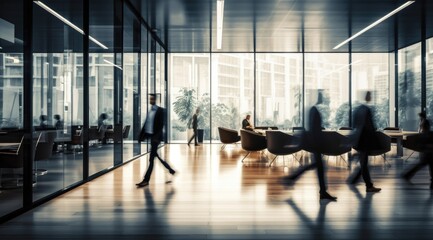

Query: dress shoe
left=135, top=180, right=149, bottom=187
left=195, top=144, right=200, bottom=146
left=187, top=143, right=190, bottom=147
left=319, top=192, right=337, bottom=201
left=366, top=186, right=381, bottom=192
left=170, top=170, right=176, bottom=175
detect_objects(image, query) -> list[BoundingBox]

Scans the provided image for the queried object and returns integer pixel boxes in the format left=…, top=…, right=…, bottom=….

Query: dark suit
left=188, top=113, right=198, bottom=145
left=139, top=106, right=174, bottom=182
left=242, top=119, right=253, bottom=131
left=351, top=104, right=376, bottom=187
left=309, top=106, right=327, bottom=194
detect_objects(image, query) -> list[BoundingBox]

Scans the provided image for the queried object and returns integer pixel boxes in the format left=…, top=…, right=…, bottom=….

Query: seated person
left=242, top=114, right=254, bottom=131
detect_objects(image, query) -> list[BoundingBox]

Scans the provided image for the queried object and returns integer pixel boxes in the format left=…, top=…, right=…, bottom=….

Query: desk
left=383, top=131, right=418, bottom=157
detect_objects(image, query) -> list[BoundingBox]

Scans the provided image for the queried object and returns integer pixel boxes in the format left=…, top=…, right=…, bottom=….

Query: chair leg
left=241, top=152, right=250, bottom=163
left=404, top=151, right=415, bottom=162
left=220, top=144, right=226, bottom=150
left=268, top=155, right=278, bottom=167
left=291, top=154, right=302, bottom=166
left=383, top=154, right=391, bottom=167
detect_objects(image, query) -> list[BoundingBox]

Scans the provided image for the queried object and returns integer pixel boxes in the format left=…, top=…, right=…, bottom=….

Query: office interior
left=1, top=0, right=433, bottom=239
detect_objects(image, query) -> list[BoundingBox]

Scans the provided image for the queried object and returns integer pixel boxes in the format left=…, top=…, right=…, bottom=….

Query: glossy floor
left=0, top=144, right=432, bottom=239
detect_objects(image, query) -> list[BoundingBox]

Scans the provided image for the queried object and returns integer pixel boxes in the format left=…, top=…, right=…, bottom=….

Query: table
left=383, top=130, right=418, bottom=157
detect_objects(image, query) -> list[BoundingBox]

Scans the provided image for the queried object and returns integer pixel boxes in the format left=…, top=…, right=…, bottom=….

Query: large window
left=169, top=53, right=210, bottom=142
left=211, top=53, right=254, bottom=140
left=304, top=54, right=350, bottom=129
left=256, top=54, right=303, bottom=130
left=352, top=53, right=390, bottom=129
left=426, top=38, right=433, bottom=121
left=398, top=43, right=421, bottom=131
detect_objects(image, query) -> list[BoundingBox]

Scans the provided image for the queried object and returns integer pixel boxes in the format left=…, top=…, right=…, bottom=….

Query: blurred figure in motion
left=402, top=111, right=433, bottom=190
left=281, top=91, right=337, bottom=201
left=349, top=91, right=381, bottom=193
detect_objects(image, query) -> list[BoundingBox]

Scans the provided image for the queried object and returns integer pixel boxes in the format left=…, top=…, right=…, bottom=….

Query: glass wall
left=256, top=54, right=303, bottom=130
left=32, top=0, right=84, bottom=201
left=304, top=54, right=350, bottom=129
left=123, top=6, right=140, bottom=159
left=352, top=53, right=390, bottom=129
left=0, top=0, right=24, bottom=217
left=88, top=0, right=115, bottom=175
left=398, top=43, right=422, bottom=131
left=426, top=38, right=433, bottom=121
left=211, top=54, right=254, bottom=140
left=169, top=53, right=210, bottom=142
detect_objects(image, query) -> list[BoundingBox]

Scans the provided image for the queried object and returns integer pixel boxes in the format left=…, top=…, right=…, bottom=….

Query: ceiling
left=0, top=0, right=430, bottom=53
left=131, top=0, right=430, bottom=53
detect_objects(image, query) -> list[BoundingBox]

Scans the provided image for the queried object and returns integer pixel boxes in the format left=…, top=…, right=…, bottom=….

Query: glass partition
left=123, top=6, right=140, bottom=159
left=0, top=0, right=24, bottom=216
left=32, top=0, right=84, bottom=200
left=88, top=0, right=115, bottom=175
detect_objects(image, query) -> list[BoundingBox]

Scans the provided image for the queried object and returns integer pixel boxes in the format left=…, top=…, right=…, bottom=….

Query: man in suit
left=242, top=114, right=254, bottom=131
left=281, top=92, right=337, bottom=201
left=187, top=108, right=200, bottom=146
left=136, top=94, right=176, bottom=187
left=402, top=111, right=433, bottom=189
left=349, top=91, right=381, bottom=192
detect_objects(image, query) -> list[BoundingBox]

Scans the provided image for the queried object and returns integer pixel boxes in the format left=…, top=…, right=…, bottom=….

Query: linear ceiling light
left=216, top=0, right=225, bottom=49
left=333, top=1, right=415, bottom=50
left=103, top=59, right=123, bottom=70
left=33, top=1, right=109, bottom=50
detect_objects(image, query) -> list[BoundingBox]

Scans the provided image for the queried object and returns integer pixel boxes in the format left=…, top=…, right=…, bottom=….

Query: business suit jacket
left=242, top=119, right=252, bottom=130
left=139, top=106, right=164, bottom=142
left=191, top=113, right=198, bottom=130
left=353, top=104, right=378, bottom=151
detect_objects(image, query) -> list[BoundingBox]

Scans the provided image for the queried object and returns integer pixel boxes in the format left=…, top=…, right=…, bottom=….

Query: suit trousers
left=143, top=138, right=174, bottom=182
left=188, top=128, right=198, bottom=145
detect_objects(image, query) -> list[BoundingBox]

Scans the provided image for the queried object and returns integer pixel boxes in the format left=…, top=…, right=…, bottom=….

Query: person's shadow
left=142, top=186, right=176, bottom=236
left=286, top=198, right=332, bottom=238
left=349, top=185, right=376, bottom=239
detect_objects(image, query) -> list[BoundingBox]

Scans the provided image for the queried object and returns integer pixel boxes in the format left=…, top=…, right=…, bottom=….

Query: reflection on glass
left=398, top=43, right=421, bottom=131
left=0, top=0, right=24, bottom=217
left=32, top=0, right=84, bottom=201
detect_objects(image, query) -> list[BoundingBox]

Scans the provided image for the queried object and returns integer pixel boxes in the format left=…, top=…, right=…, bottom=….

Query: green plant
left=172, top=88, right=197, bottom=130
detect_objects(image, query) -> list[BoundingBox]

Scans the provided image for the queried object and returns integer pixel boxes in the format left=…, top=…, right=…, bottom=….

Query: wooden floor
left=0, top=144, right=432, bottom=239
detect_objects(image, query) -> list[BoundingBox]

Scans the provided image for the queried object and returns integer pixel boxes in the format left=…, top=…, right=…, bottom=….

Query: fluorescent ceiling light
left=333, top=1, right=415, bottom=50
left=216, top=0, right=225, bottom=50
left=33, top=1, right=108, bottom=50
left=104, top=59, right=123, bottom=70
